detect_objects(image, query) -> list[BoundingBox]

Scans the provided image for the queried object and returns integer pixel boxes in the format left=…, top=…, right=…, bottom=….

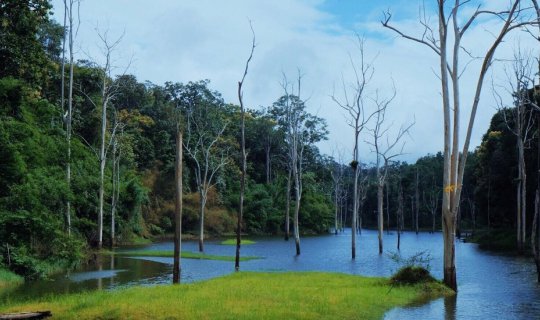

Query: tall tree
left=85, top=30, right=125, bottom=249
left=63, top=0, right=79, bottom=237
left=367, top=88, right=413, bottom=254
left=494, top=50, right=536, bottom=253
left=177, top=81, right=230, bottom=252
left=271, top=75, right=328, bottom=255
left=235, top=22, right=255, bottom=271
left=331, top=152, right=345, bottom=235
left=172, top=126, right=183, bottom=283
left=383, top=0, right=536, bottom=290
left=331, top=37, right=376, bottom=259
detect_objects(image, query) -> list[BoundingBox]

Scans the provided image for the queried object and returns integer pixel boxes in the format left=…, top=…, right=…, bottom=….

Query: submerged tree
left=172, top=125, right=183, bottom=284
left=367, top=88, right=413, bottom=254
left=383, top=0, right=537, bottom=290
left=271, top=74, right=327, bottom=255
left=331, top=37, right=376, bottom=259
left=174, top=81, right=230, bottom=252
left=494, top=50, right=536, bottom=253
left=235, top=22, right=255, bottom=271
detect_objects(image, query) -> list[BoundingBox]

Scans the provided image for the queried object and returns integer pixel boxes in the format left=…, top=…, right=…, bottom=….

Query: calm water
left=2, top=230, right=540, bottom=319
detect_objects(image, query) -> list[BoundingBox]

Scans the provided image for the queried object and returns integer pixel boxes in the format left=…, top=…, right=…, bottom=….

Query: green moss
left=114, top=250, right=260, bottom=261
left=1, top=272, right=452, bottom=320
left=221, top=239, right=256, bottom=245
left=0, top=268, right=24, bottom=288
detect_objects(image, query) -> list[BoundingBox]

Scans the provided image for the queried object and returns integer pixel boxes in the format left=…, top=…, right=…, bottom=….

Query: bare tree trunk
left=110, top=137, right=119, bottom=248
left=386, top=182, right=390, bottom=234
left=198, top=190, right=206, bottom=252
left=173, top=130, right=183, bottom=284
left=97, top=86, right=107, bottom=250
left=65, top=0, right=76, bottom=238
left=351, top=164, right=358, bottom=259
left=382, top=0, right=529, bottom=292
left=533, top=190, right=540, bottom=282
left=334, top=182, right=339, bottom=235
left=285, top=168, right=291, bottom=241
left=293, top=162, right=301, bottom=256
left=236, top=25, right=254, bottom=271
left=518, top=137, right=527, bottom=253
left=415, top=168, right=420, bottom=234
left=377, top=182, right=384, bottom=254
left=397, top=180, right=403, bottom=250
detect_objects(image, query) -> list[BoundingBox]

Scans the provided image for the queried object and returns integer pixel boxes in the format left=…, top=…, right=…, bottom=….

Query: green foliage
left=391, top=266, right=435, bottom=285
left=0, top=0, right=54, bottom=87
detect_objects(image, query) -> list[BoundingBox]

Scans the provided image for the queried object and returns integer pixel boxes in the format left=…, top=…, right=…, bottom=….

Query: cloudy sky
left=49, top=0, right=538, bottom=164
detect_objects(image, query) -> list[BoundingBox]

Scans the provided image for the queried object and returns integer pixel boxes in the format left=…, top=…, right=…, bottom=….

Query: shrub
left=391, top=266, right=435, bottom=285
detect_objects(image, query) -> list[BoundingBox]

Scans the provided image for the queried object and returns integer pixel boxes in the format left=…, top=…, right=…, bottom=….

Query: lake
left=2, top=229, right=540, bottom=319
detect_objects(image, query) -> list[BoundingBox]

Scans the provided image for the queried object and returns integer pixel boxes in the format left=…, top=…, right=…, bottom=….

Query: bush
left=391, top=266, right=435, bottom=285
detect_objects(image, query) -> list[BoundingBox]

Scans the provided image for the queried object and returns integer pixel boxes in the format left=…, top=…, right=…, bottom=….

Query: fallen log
left=0, top=311, right=52, bottom=320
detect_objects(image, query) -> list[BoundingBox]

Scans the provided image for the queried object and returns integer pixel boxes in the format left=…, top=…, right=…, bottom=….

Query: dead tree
left=172, top=126, right=183, bottom=284
left=235, top=22, right=256, bottom=271
left=383, top=0, right=537, bottom=291
left=109, top=116, right=124, bottom=248
left=415, top=167, right=420, bottom=234
left=95, top=30, right=125, bottom=250
left=397, top=175, right=404, bottom=250
left=63, top=0, right=80, bottom=237
left=331, top=36, right=377, bottom=259
left=495, top=49, right=535, bottom=253
left=331, top=150, right=345, bottom=235
left=367, top=88, right=413, bottom=254
left=183, top=92, right=229, bottom=252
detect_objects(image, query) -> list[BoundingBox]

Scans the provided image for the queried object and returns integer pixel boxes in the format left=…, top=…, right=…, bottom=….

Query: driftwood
left=0, top=311, right=51, bottom=319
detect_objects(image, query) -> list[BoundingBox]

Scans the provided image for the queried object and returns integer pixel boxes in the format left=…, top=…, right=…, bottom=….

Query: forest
left=2, top=1, right=540, bottom=318
left=1, top=0, right=540, bottom=278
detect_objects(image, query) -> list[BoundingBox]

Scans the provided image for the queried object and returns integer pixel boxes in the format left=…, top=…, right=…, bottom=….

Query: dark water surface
left=2, top=230, right=540, bottom=319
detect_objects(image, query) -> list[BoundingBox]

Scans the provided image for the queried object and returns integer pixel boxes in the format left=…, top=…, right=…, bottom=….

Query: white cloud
left=49, top=0, right=539, bottom=164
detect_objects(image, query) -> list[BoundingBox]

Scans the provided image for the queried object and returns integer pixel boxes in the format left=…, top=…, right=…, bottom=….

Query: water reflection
left=444, top=295, right=457, bottom=320
left=2, top=230, right=540, bottom=319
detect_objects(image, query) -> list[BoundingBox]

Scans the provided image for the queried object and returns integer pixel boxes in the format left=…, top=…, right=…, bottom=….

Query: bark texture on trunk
left=198, top=192, right=206, bottom=252
left=285, top=169, right=291, bottom=241
left=173, top=130, right=183, bottom=284
left=377, top=183, right=384, bottom=254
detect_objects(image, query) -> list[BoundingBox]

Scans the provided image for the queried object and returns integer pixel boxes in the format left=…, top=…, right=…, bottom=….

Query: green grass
left=1, top=272, right=453, bottom=320
left=221, top=239, right=256, bottom=245
left=114, top=250, right=260, bottom=261
left=0, top=268, right=23, bottom=288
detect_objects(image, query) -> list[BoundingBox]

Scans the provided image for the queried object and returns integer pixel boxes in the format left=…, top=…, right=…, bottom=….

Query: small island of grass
left=114, top=250, right=260, bottom=262
left=1, top=272, right=453, bottom=320
left=221, top=239, right=256, bottom=245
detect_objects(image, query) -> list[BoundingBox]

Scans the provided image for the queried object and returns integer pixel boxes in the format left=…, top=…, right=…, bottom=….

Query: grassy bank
left=115, top=250, right=260, bottom=261
left=221, top=239, right=256, bottom=245
left=2, top=272, right=452, bottom=319
left=0, top=268, right=23, bottom=288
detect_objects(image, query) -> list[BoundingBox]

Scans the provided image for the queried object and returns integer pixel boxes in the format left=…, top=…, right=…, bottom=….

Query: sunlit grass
left=221, top=239, right=256, bottom=245
left=1, top=272, right=453, bottom=320
left=0, top=268, right=23, bottom=288
left=114, top=250, right=260, bottom=261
